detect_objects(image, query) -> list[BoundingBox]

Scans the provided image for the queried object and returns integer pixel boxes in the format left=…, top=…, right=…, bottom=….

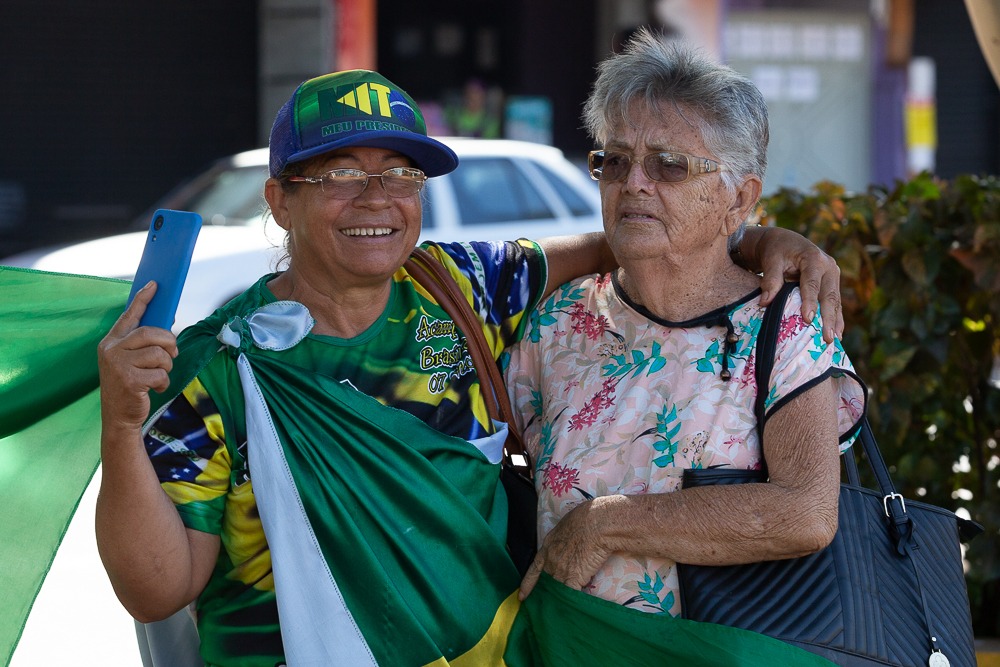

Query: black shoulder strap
left=753, top=282, right=795, bottom=439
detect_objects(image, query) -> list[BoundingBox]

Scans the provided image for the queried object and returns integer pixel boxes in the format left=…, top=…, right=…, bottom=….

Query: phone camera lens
left=153, top=215, right=164, bottom=231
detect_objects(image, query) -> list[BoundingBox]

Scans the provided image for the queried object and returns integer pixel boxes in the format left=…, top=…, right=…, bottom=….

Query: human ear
left=264, top=178, right=291, bottom=231
left=724, top=175, right=763, bottom=235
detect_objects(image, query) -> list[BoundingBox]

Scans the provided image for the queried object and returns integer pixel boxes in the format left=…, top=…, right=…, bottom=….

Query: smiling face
left=599, top=100, right=743, bottom=268
left=266, top=146, right=423, bottom=291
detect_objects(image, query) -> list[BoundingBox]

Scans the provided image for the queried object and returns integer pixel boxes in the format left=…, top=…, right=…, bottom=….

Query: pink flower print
left=739, top=354, right=756, bottom=389
left=841, top=394, right=864, bottom=421
left=568, top=303, right=610, bottom=341
left=567, top=378, right=617, bottom=430
left=595, top=272, right=613, bottom=289
left=542, top=462, right=581, bottom=497
left=623, top=479, right=649, bottom=495
left=722, top=435, right=745, bottom=459
left=778, top=314, right=809, bottom=343
left=585, top=315, right=610, bottom=340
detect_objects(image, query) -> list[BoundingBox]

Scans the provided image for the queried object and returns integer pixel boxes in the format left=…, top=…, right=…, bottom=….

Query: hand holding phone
left=126, top=209, right=202, bottom=330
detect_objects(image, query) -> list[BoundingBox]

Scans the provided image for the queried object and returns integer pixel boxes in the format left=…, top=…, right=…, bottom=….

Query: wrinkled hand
left=756, top=228, right=843, bottom=343
left=97, top=281, right=179, bottom=431
left=519, top=497, right=614, bottom=600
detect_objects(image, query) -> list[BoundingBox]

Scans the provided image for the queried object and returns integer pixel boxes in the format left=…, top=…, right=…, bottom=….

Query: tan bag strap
left=404, top=247, right=532, bottom=475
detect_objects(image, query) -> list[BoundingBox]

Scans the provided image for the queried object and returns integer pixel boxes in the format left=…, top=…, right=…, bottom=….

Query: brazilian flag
left=0, top=265, right=837, bottom=666
left=0, top=267, right=129, bottom=666
left=505, top=573, right=837, bottom=666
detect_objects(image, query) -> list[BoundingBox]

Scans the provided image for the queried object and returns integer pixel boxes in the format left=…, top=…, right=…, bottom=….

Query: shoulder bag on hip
left=405, top=247, right=538, bottom=576
left=679, top=282, right=983, bottom=667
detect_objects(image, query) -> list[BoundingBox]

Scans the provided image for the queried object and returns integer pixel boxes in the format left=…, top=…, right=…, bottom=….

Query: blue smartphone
left=126, top=209, right=202, bottom=330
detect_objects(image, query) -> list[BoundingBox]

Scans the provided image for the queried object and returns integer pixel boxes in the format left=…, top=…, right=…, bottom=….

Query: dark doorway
left=0, top=2, right=258, bottom=254
left=376, top=0, right=598, bottom=158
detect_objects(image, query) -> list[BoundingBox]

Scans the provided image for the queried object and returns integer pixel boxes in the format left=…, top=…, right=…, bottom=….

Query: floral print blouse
left=504, top=273, right=866, bottom=616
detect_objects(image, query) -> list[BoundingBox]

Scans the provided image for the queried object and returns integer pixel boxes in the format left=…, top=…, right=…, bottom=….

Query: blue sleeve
left=420, top=239, right=547, bottom=353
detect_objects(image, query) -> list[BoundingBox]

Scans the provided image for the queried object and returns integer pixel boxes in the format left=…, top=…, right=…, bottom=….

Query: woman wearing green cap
left=95, top=68, right=843, bottom=666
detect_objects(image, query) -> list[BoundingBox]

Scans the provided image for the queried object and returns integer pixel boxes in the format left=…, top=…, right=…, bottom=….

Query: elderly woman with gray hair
left=503, top=29, right=866, bottom=665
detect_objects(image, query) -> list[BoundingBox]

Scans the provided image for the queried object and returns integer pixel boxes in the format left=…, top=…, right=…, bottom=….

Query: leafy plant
left=760, top=173, right=1000, bottom=636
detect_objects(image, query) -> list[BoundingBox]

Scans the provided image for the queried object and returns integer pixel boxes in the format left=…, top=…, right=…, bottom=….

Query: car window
left=187, top=166, right=269, bottom=225
left=450, top=158, right=554, bottom=225
left=535, top=164, right=596, bottom=217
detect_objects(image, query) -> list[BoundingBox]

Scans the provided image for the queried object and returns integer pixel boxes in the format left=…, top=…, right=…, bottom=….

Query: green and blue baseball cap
left=268, top=70, right=459, bottom=178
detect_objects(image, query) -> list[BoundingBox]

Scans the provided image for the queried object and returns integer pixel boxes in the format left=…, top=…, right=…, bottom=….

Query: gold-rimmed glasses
left=588, top=150, right=725, bottom=184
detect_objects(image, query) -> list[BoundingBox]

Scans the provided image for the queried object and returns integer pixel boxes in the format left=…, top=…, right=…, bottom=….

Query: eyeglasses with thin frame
left=588, top=150, right=725, bottom=184
left=286, top=167, right=427, bottom=199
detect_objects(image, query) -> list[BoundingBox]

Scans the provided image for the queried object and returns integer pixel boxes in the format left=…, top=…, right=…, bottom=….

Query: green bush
left=760, top=173, right=1000, bottom=636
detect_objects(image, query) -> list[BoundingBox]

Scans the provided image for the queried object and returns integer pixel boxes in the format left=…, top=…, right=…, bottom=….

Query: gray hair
left=583, top=29, right=769, bottom=243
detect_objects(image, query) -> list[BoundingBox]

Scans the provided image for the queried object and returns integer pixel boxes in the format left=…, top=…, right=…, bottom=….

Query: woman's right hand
left=96, top=281, right=217, bottom=621
left=519, top=496, right=618, bottom=600
left=97, top=281, right=178, bottom=432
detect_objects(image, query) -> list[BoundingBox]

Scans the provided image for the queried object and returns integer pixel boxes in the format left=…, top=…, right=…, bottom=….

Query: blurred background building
left=0, top=0, right=996, bottom=255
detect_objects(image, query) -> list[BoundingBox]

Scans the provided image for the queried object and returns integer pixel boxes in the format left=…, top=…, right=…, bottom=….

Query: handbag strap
left=754, top=285, right=974, bottom=660
left=752, top=284, right=911, bottom=541
left=750, top=283, right=792, bottom=479
left=403, top=247, right=533, bottom=477
left=752, top=285, right=784, bottom=447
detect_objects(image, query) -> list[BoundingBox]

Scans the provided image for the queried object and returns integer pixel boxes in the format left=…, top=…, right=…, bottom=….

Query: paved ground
left=11, top=468, right=141, bottom=666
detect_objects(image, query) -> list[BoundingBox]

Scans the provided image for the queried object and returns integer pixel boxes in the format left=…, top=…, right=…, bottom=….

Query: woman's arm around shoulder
left=539, top=227, right=843, bottom=342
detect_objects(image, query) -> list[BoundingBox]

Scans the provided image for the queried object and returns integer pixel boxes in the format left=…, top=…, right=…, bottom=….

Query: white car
left=3, top=138, right=602, bottom=331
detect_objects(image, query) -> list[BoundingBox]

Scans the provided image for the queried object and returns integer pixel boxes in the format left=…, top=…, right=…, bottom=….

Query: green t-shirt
left=144, top=240, right=545, bottom=666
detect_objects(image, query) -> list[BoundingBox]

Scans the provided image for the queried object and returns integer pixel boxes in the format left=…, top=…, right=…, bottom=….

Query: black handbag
left=679, top=282, right=983, bottom=667
left=405, top=248, right=538, bottom=576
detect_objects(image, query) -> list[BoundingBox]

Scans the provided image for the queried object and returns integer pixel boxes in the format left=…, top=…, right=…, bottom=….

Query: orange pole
left=335, top=0, right=377, bottom=71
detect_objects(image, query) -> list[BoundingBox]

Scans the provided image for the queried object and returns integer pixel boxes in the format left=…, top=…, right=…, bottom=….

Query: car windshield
left=184, top=165, right=268, bottom=226
left=448, top=157, right=554, bottom=225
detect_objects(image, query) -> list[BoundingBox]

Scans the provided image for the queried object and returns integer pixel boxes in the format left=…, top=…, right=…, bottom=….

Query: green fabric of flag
left=505, top=572, right=837, bottom=666
left=232, top=350, right=521, bottom=664
left=148, top=291, right=524, bottom=665
left=0, top=267, right=130, bottom=666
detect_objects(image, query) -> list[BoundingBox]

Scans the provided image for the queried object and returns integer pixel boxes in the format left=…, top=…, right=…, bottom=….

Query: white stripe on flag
left=238, top=354, right=378, bottom=666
